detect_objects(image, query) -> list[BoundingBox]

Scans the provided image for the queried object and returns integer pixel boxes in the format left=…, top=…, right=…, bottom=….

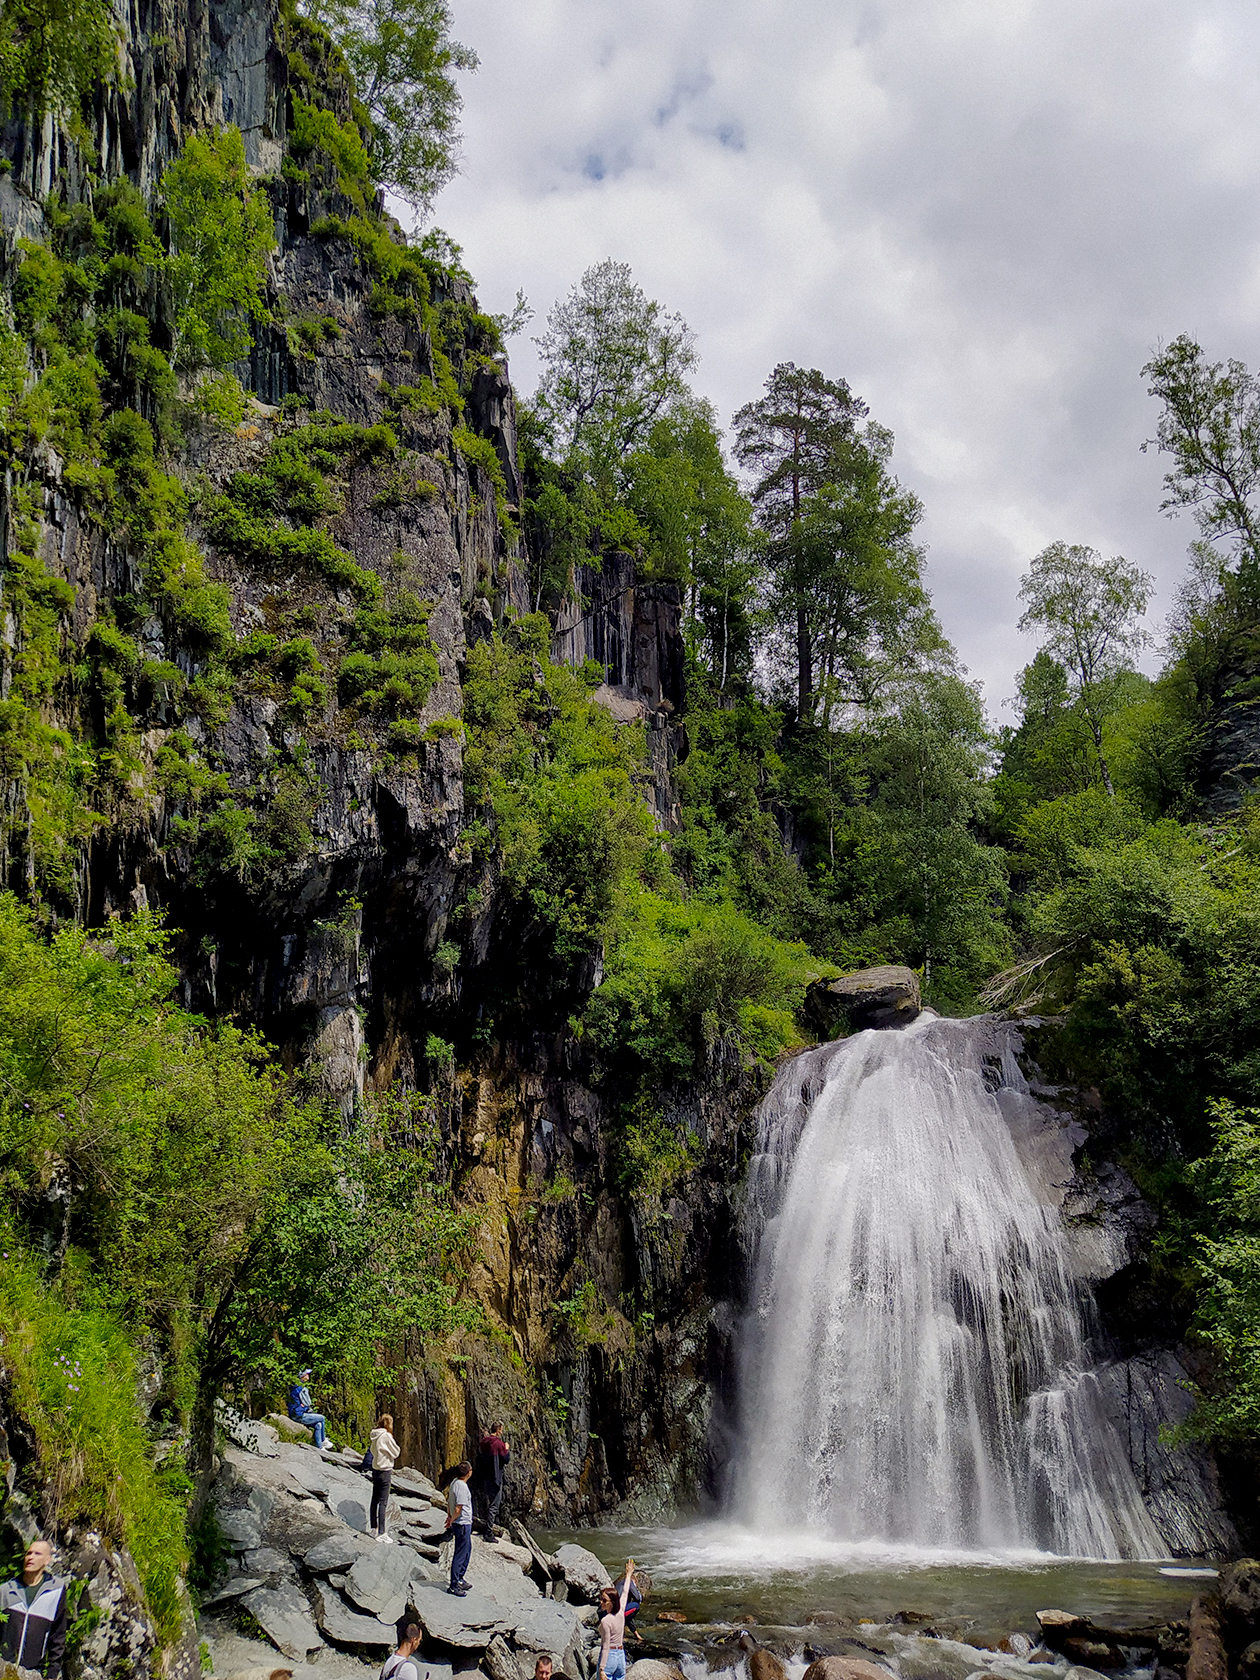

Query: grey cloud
left=435, top=0, right=1260, bottom=713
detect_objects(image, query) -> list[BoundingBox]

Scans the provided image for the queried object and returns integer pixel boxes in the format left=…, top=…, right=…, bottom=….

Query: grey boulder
left=552, top=1544, right=612, bottom=1603
left=239, top=1581, right=322, bottom=1662
left=313, top=1582, right=398, bottom=1648
left=409, top=1581, right=511, bottom=1647
left=303, top=1531, right=376, bottom=1575
left=507, top=1598, right=584, bottom=1652
left=241, top=1548, right=294, bottom=1579
left=197, top=1575, right=268, bottom=1610
left=217, top=1509, right=264, bottom=1551
left=342, top=1545, right=421, bottom=1622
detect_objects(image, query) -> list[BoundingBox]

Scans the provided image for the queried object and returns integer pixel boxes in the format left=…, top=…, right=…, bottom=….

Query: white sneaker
left=377, top=1533, right=393, bottom=1544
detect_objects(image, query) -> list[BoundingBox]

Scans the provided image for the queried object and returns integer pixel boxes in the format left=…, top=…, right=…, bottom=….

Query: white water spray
left=735, top=1015, right=1166, bottom=1558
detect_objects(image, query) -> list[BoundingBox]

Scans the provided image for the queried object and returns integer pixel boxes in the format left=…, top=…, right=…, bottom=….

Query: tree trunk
left=797, top=602, right=812, bottom=720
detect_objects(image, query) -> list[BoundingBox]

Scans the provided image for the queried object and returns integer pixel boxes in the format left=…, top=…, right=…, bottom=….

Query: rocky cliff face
left=0, top=0, right=755, bottom=1547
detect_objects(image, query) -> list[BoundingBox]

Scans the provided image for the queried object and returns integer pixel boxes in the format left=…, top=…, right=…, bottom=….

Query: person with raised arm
left=596, top=1558, right=635, bottom=1680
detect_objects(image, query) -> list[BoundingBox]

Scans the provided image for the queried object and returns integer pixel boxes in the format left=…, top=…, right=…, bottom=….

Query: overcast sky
left=429, top=0, right=1260, bottom=719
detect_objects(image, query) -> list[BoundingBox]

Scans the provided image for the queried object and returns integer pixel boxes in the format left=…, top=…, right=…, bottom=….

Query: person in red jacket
left=471, top=1423, right=510, bottom=1539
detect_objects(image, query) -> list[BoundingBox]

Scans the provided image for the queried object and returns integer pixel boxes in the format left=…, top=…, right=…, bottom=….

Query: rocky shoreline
left=196, top=1420, right=1258, bottom=1680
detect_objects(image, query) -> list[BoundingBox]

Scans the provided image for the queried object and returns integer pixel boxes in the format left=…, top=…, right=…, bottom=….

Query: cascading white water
left=735, top=1013, right=1167, bottom=1559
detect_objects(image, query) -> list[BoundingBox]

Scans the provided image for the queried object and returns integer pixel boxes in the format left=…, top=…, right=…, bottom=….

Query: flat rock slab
left=553, top=1544, right=611, bottom=1602
left=391, top=1469, right=441, bottom=1500
left=239, top=1581, right=322, bottom=1662
left=197, top=1575, right=268, bottom=1610
left=410, top=1582, right=511, bottom=1648
left=241, top=1548, right=293, bottom=1579
left=343, top=1546, right=422, bottom=1622
left=506, top=1598, right=584, bottom=1653
left=313, top=1582, right=397, bottom=1649
left=217, top=1510, right=264, bottom=1551
left=304, top=1532, right=377, bottom=1575
left=259, top=1496, right=341, bottom=1558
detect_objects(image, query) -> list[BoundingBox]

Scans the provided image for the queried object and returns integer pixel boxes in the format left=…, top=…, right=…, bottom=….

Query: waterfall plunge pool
left=541, top=1522, right=1215, bottom=1656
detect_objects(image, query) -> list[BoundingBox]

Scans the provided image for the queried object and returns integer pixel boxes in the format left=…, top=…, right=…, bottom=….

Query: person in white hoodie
left=369, top=1412, right=401, bottom=1541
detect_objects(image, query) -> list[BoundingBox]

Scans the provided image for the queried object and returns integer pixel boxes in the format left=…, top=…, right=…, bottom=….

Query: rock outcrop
left=202, top=1431, right=601, bottom=1678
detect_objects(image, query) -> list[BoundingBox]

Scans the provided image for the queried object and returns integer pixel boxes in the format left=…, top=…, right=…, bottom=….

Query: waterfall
left=734, top=1013, right=1168, bottom=1559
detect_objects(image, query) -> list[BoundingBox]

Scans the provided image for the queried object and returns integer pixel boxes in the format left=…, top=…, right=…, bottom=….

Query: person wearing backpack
left=381, top=1621, right=423, bottom=1680
left=369, top=1412, right=401, bottom=1542
left=0, top=1536, right=68, bottom=1677
left=286, top=1369, right=327, bottom=1449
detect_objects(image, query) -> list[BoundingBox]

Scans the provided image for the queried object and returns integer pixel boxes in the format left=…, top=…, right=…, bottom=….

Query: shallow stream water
left=541, top=1523, right=1217, bottom=1654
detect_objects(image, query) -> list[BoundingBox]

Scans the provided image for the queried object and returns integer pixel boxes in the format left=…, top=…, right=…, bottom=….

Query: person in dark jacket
left=0, top=1537, right=68, bottom=1678
left=470, top=1423, right=510, bottom=1539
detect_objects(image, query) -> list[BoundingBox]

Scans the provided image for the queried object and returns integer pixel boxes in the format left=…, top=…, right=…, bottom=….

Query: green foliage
left=1174, top=1101, right=1260, bottom=1442
left=1017, top=541, right=1154, bottom=796
left=533, top=261, right=697, bottom=483
left=583, top=883, right=817, bottom=1078
left=296, top=0, right=478, bottom=215
left=159, top=127, right=275, bottom=370
left=453, top=423, right=512, bottom=531
left=462, top=619, right=663, bottom=976
left=0, top=0, right=116, bottom=118
left=0, top=893, right=476, bottom=1516
left=338, top=592, right=438, bottom=715
left=0, top=1245, right=187, bottom=1642
left=289, top=94, right=374, bottom=206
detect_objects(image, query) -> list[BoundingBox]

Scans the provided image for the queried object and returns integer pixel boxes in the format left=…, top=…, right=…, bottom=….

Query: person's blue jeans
left=604, top=1650, right=627, bottom=1680
left=297, top=1410, right=326, bottom=1447
left=449, top=1522, right=472, bottom=1590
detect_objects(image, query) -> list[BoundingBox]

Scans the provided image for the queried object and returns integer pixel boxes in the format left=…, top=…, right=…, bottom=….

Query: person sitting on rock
left=443, top=1460, right=473, bottom=1596
left=286, top=1368, right=327, bottom=1449
left=0, top=1536, right=68, bottom=1678
left=471, top=1422, right=510, bottom=1539
left=380, top=1621, right=423, bottom=1680
left=369, top=1411, right=401, bottom=1543
left=597, top=1557, right=635, bottom=1680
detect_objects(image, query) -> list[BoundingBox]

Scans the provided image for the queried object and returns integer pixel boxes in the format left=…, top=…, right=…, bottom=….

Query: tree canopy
left=1017, top=541, right=1153, bottom=796
left=298, top=0, right=477, bottom=215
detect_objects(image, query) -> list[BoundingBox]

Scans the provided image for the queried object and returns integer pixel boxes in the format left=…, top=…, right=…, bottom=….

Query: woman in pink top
left=598, top=1558, right=635, bottom=1680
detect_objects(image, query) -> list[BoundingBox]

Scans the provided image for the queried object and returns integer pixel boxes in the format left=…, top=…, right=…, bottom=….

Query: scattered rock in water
left=1036, top=1612, right=1088, bottom=1645
left=625, top=1661, right=686, bottom=1680
left=751, top=1648, right=787, bottom=1680
left=1061, top=1638, right=1125, bottom=1668
left=657, top=1611, right=688, bottom=1624
left=808, top=1613, right=844, bottom=1627
left=802, top=1658, right=895, bottom=1680
left=553, top=1543, right=613, bottom=1603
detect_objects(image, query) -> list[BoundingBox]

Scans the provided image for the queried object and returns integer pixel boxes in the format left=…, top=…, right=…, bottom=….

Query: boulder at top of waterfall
left=805, top=965, right=921, bottom=1035
left=552, top=1543, right=612, bottom=1602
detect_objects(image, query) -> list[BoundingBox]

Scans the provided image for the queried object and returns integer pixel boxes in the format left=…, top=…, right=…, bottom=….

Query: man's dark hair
left=457, top=1460, right=472, bottom=1477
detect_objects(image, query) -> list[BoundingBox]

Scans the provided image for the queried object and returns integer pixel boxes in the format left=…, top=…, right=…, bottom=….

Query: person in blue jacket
left=287, top=1368, right=327, bottom=1448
